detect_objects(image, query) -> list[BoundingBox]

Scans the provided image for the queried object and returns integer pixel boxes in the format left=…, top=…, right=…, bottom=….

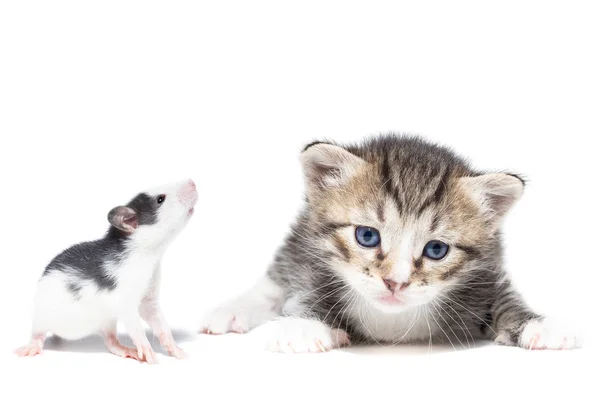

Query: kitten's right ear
left=300, top=142, right=366, bottom=192
left=458, top=173, right=524, bottom=229
left=108, top=206, right=138, bottom=233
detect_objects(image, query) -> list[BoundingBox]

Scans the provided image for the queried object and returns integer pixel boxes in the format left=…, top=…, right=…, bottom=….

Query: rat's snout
left=178, top=178, right=198, bottom=207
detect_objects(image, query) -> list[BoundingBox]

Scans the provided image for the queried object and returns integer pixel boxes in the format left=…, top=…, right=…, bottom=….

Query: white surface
left=0, top=1, right=598, bottom=398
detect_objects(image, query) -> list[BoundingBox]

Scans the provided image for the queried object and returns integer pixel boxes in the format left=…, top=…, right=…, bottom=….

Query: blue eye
left=423, top=240, right=449, bottom=260
left=355, top=226, right=381, bottom=248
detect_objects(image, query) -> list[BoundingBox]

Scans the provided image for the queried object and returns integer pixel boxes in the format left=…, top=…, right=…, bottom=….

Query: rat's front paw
left=257, top=317, right=350, bottom=353
left=519, top=318, right=580, bottom=350
left=159, top=333, right=187, bottom=359
left=134, top=340, right=159, bottom=364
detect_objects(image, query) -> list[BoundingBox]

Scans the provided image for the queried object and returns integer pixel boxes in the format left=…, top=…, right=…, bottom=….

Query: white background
left=1, top=1, right=598, bottom=398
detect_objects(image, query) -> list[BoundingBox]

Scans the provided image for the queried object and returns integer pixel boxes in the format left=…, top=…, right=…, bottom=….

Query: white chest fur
left=349, top=298, right=441, bottom=343
left=111, top=252, right=161, bottom=305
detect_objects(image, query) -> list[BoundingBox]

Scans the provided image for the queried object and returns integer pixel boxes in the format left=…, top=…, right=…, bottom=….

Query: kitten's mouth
left=188, top=207, right=195, bottom=216
left=379, top=294, right=404, bottom=305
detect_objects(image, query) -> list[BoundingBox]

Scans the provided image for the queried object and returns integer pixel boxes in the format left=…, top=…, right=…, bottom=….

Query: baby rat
left=16, top=179, right=198, bottom=363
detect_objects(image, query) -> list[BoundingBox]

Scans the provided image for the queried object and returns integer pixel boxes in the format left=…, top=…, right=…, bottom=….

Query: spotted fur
left=16, top=180, right=198, bottom=362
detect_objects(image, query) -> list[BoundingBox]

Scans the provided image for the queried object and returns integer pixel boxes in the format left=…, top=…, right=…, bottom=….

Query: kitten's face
left=302, top=141, right=523, bottom=313
left=315, top=169, right=484, bottom=313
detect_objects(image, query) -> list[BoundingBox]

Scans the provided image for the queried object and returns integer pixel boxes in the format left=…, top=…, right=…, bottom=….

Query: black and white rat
left=16, top=179, right=198, bottom=363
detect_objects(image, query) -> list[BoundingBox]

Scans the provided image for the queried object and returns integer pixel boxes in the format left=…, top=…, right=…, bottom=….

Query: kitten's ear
left=108, top=206, right=138, bottom=233
left=459, top=173, right=524, bottom=226
left=301, top=142, right=366, bottom=192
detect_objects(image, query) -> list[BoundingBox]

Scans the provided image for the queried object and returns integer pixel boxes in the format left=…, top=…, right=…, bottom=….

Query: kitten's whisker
left=336, top=291, right=360, bottom=333
left=436, top=297, right=475, bottom=347
left=425, top=305, right=433, bottom=353
left=440, top=280, right=511, bottom=286
left=357, top=297, right=389, bottom=347
left=391, top=306, right=421, bottom=346
left=442, top=294, right=497, bottom=335
left=304, top=283, right=352, bottom=317
left=332, top=289, right=357, bottom=331
left=322, top=286, right=356, bottom=323
left=433, top=299, right=466, bottom=349
left=429, top=302, right=456, bottom=351
left=296, top=275, right=343, bottom=301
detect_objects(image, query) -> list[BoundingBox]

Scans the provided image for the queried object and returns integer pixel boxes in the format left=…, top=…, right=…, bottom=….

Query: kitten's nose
left=383, top=278, right=409, bottom=293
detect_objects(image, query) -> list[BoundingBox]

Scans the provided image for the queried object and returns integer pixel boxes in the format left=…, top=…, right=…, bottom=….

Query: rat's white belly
left=34, top=257, right=158, bottom=340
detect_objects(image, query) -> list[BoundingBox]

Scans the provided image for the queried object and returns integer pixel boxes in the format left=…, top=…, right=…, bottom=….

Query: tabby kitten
left=201, top=134, right=578, bottom=352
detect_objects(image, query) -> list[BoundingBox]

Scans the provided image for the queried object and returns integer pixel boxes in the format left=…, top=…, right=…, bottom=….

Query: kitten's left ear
left=459, top=173, right=524, bottom=227
left=300, top=142, right=366, bottom=194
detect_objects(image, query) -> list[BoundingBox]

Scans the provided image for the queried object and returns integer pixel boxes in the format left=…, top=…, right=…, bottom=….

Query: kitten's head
left=301, top=135, right=523, bottom=313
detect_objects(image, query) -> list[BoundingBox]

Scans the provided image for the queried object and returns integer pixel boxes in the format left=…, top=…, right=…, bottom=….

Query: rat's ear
left=300, top=142, right=366, bottom=193
left=458, top=173, right=524, bottom=227
left=108, top=206, right=138, bottom=233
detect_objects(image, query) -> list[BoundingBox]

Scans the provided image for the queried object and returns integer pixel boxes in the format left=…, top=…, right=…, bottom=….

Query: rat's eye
left=157, top=195, right=166, bottom=204
left=423, top=240, right=449, bottom=260
left=355, top=226, right=381, bottom=248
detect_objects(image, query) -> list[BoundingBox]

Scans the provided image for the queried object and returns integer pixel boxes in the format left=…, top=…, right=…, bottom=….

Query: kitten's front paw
left=258, top=317, right=350, bottom=353
left=199, top=307, right=252, bottom=335
left=519, top=318, right=580, bottom=350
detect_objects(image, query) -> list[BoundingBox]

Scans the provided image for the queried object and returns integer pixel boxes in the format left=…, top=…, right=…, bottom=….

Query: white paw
left=200, top=276, right=284, bottom=335
left=199, top=302, right=277, bottom=335
left=199, top=306, right=250, bottom=334
left=257, top=317, right=350, bottom=353
left=519, top=318, right=580, bottom=350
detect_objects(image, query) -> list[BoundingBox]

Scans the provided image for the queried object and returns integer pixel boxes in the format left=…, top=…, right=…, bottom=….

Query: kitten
left=201, top=134, right=579, bottom=352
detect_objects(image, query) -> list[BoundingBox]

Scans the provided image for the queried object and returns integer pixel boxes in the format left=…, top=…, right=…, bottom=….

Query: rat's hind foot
left=15, top=333, right=46, bottom=357
left=103, top=332, right=143, bottom=361
left=134, top=339, right=159, bottom=364
left=15, top=341, right=44, bottom=357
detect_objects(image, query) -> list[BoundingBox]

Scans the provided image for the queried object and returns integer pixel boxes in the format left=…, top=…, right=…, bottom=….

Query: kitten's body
left=202, top=134, right=577, bottom=351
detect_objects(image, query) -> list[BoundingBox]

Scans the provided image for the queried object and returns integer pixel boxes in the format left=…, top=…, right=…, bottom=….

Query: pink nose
left=383, top=278, right=409, bottom=293
left=179, top=179, right=198, bottom=204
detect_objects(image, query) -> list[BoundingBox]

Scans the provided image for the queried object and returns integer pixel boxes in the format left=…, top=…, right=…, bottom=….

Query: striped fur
left=265, top=134, right=535, bottom=346
left=202, top=134, right=577, bottom=351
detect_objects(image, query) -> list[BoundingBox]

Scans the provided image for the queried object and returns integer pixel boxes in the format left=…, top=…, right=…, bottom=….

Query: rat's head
left=107, top=179, right=198, bottom=248
left=301, top=137, right=524, bottom=313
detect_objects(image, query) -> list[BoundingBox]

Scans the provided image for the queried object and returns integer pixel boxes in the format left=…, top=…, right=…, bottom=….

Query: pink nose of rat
left=383, top=278, right=409, bottom=293
left=179, top=179, right=198, bottom=206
